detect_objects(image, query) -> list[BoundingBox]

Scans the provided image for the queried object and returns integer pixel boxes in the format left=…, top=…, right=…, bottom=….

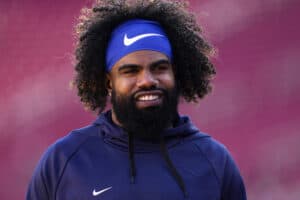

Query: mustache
left=132, top=87, right=166, bottom=96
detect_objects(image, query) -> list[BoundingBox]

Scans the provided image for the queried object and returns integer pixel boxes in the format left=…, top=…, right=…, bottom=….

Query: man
left=27, top=0, right=246, bottom=199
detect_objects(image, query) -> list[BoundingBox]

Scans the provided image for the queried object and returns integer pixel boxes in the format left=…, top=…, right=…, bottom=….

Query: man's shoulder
left=45, top=124, right=100, bottom=158
left=189, top=132, right=239, bottom=183
left=191, top=132, right=228, bottom=156
left=36, top=123, right=102, bottom=171
left=190, top=132, right=231, bottom=165
left=27, top=123, right=104, bottom=198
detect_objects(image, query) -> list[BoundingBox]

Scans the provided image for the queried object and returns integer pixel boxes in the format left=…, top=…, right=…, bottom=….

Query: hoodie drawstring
left=160, top=137, right=188, bottom=198
left=128, top=132, right=136, bottom=184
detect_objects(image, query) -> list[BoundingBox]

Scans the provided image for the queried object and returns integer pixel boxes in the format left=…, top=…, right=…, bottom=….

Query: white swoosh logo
left=92, top=186, right=112, bottom=196
left=124, top=33, right=163, bottom=46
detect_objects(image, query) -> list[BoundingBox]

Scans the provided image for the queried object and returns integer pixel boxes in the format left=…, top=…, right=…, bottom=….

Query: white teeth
left=138, top=95, right=159, bottom=101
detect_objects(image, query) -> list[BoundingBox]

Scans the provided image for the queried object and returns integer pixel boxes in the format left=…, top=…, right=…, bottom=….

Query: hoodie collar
left=93, top=110, right=206, bottom=152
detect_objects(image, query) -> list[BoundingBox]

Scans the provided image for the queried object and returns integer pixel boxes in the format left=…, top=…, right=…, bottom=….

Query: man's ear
left=106, top=74, right=112, bottom=96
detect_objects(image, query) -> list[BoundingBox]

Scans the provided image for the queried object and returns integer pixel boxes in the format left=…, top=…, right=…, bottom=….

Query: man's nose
left=136, top=71, right=158, bottom=89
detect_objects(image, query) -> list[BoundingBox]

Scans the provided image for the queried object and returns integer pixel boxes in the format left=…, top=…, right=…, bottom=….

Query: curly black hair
left=74, top=0, right=216, bottom=113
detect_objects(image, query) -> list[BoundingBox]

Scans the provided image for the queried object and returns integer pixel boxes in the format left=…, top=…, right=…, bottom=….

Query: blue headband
left=105, top=19, right=173, bottom=72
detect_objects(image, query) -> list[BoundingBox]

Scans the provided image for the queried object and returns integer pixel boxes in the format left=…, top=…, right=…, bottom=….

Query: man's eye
left=122, top=68, right=138, bottom=74
left=155, top=64, right=170, bottom=71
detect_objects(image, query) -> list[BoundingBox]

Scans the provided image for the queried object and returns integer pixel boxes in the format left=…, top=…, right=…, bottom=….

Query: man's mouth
left=134, top=90, right=163, bottom=108
left=137, top=94, right=160, bottom=101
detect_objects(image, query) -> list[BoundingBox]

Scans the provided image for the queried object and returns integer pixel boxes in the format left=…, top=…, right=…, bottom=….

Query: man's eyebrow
left=149, top=59, right=171, bottom=68
left=117, top=64, right=140, bottom=72
left=117, top=59, right=171, bottom=72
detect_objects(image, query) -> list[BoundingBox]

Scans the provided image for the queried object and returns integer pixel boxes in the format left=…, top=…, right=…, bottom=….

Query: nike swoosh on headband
left=92, top=186, right=112, bottom=196
left=123, top=33, right=164, bottom=46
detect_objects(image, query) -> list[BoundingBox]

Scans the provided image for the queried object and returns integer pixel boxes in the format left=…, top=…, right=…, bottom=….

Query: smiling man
left=27, top=0, right=247, bottom=199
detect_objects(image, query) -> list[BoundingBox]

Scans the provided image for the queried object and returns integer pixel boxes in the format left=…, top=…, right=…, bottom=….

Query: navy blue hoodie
left=26, top=111, right=246, bottom=200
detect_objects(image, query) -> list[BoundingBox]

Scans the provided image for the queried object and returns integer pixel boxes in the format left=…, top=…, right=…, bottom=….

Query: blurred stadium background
left=1, top=0, right=299, bottom=199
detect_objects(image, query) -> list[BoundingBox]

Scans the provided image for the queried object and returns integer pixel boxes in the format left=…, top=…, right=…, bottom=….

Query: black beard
left=111, top=87, right=179, bottom=140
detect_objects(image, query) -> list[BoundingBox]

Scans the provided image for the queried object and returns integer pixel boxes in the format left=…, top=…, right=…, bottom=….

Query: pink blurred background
left=1, top=0, right=299, bottom=199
